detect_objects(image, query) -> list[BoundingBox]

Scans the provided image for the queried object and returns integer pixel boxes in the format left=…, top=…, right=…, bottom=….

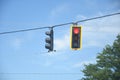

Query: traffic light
left=45, top=28, right=54, bottom=52
left=70, top=25, right=82, bottom=50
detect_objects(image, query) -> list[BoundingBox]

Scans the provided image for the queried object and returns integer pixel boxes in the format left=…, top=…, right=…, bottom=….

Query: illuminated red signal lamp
left=73, top=27, right=80, bottom=34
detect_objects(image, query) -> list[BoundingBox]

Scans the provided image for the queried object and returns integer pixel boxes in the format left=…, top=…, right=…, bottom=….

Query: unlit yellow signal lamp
left=70, top=25, right=82, bottom=50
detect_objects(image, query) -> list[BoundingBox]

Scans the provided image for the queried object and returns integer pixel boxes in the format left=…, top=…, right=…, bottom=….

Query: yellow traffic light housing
left=70, top=25, right=82, bottom=50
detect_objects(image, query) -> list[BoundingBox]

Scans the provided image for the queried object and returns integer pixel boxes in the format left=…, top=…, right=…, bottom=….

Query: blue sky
left=0, top=0, right=120, bottom=80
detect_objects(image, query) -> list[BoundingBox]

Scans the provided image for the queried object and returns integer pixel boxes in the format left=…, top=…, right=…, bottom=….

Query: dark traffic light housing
left=45, top=28, right=54, bottom=52
left=70, top=25, right=82, bottom=50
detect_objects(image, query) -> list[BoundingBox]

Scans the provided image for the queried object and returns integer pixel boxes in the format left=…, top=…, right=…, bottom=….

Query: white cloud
left=99, top=27, right=120, bottom=33
left=83, top=40, right=103, bottom=48
left=54, top=32, right=70, bottom=51
left=75, top=15, right=87, bottom=21
left=12, top=38, right=23, bottom=49
left=73, top=60, right=96, bottom=68
left=50, top=3, right=69, bottom=19
left=10, top=38, right=24, bottom=50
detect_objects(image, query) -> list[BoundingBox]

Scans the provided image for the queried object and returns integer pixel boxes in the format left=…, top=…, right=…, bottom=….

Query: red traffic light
left=73, top=27, right=79, bottom=34
left=70, top=25, right=82, bottom=50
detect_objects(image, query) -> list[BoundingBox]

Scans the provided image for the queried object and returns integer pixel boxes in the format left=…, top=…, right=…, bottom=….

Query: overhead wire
left=0, top=12, right=120, bottom=35
left=76, top=12, right=120, bottom=23
left=0, top=26, right=50, bottom=35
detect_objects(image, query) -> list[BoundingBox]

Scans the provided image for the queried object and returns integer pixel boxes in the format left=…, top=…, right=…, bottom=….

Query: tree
left=81, top=34, right=120, bottom=80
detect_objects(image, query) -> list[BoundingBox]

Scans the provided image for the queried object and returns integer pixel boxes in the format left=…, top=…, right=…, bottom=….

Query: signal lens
left=73, top=27, right=79, bottom=34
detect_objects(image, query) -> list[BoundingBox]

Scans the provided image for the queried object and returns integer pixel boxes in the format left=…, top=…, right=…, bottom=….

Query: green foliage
left=81, top=34, right=120, bottom=80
